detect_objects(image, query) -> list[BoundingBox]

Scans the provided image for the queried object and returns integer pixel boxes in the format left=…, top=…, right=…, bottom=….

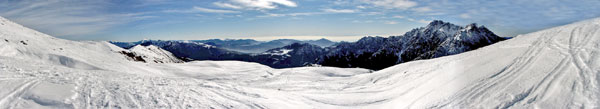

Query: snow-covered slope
left=0, top=16, right=133, bottom=71
left=0, top=16, right=371, bottom=108
left=126, top=45, right=183, bottom=63
left=329, top=18, right=600, bottom=108
left=2, top=15, right=600, bottom=108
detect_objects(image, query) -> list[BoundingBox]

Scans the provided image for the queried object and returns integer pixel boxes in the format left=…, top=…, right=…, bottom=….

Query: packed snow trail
left=2, top=15, right=600, bottom=108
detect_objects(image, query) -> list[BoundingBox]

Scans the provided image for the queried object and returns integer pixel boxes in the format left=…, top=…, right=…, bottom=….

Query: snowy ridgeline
left=120, top=45, right=184, bottom=63
left=110, top=20, right=505, bottom=70
left=2, top=15, right=600, bottom=108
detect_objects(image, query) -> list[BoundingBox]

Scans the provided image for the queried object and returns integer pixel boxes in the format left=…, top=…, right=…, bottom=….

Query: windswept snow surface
left=2, top=15, right=600, bottom=108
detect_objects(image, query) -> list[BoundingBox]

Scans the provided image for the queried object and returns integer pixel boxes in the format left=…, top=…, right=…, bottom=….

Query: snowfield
left=1, top=15, right=600, bottom=108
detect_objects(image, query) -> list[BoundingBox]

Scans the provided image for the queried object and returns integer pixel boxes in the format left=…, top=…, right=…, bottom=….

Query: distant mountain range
left=319, top=20, right=507, bottom=70
left=110, top=20, right=507, bottom=70
left=111, top=39, right=328, bottom=68
left=111, top=38, right=336, bottom=53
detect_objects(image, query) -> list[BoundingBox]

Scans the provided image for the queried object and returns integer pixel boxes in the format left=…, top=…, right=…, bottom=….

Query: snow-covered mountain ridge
left=109, top=20, right=504, bottom=70
left=122, top=45, right=183, bottom=63
left=1, top=15, right=600, bottom=108
left=112, top=38, right=336, bottom=53
left=320, top=20, right=506, bottom=70
left=0, top=16, right=130, bottom=70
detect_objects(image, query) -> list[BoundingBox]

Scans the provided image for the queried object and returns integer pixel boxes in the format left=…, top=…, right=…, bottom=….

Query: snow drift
left=1, top=15, right=600, bottom=108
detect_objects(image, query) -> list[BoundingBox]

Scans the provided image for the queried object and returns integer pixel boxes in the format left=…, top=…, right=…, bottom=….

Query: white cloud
left=392, top=16, right=429, bottom=24
left=392, top=15, right=405, bottom=18
left=322, top=9, right=357, bottom=13
left=332, top=0, right=352, bottom=5
left=412, top=7, right=432, bottom=12
left=384, top=21, right=398, bottom=24
left=216, top=0, right=297, bottom=10
left=257, top=8, right=360, bottom=18
left=420, top=12, right=445, bottom=16
left=352, top=20, right=374, bottom=23
left=288, top=12, right=320, bottom=16
left=0, top=0, right=152, bottom=37
left=257, top=12, right=323, bottom=18
left=258, top=13, right=286, bottom=17
left=459, top=13, right=471, bottom=19
left=360, top=12, right=383, bottom=16
left=164, top=7, right=240, bottom=13
left=259, top=8, right=359, bottom=18
left=356, top=5, right=367, bottom=9
left=213, top=2, right=243, bottom=9
left=416, top=19, right=430, bottom=24
left=361, top=0, right=417, bottom=9
left=193, top=7, right=240, bottom=13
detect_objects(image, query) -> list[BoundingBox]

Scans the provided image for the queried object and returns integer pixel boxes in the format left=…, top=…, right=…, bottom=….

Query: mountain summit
left=320, top=20, right=506, bottom=70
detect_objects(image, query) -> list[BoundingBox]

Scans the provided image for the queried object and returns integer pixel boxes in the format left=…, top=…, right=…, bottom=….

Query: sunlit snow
left=1, top=16, right=600, bottom=108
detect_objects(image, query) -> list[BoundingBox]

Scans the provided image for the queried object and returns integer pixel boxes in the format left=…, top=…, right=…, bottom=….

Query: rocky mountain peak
left=428, top=20, right=447, bottom=26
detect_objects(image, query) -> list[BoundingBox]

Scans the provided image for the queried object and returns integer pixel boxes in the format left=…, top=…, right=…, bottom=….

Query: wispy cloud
left=416, top=0, right=600, bottom=25
left=214, top=0, right=297, bottom=10
left=352, top=20, right=374, bottom=23
left=164, top=6, right=240, bottom=13
left=384, top=21, right=398, bottom=24
left=3, top=0, right=600, bottom=41
left=405, top=18, right=430, bottom=24
left=258, top=13, right=286, bottom=17
left=459, top=13, right=471, bottom=19
left=391, top=15, right=430, bottom=24
left=213, top=2, right=243, bottom=9
left=0, top=0, right=152, bottom=38
left=192, top=7, right=239, bottom=13
left=392, top=15, right=405, bottom=18
left=415, top=19, right=430, bottom=24
left=360, top=0, right=417, bottom=9
left=322, top=9, right=357, bottom=13
left=359, top=12, right=383, bottom=16
left=258, top=8, right=358, bottom=18
left=257, top=12, right=323, bottom=17
left=411, top=7, right=432, bottom=12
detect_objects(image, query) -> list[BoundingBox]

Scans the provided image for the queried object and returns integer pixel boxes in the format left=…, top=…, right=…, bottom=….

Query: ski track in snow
left=1, top=16, right=600, bottom=108
left=0, top=79, right=39, bottom=107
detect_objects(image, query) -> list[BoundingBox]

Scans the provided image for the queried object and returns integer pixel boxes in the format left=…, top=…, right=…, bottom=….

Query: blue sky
left=1, top=0, right=599, bottom=41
